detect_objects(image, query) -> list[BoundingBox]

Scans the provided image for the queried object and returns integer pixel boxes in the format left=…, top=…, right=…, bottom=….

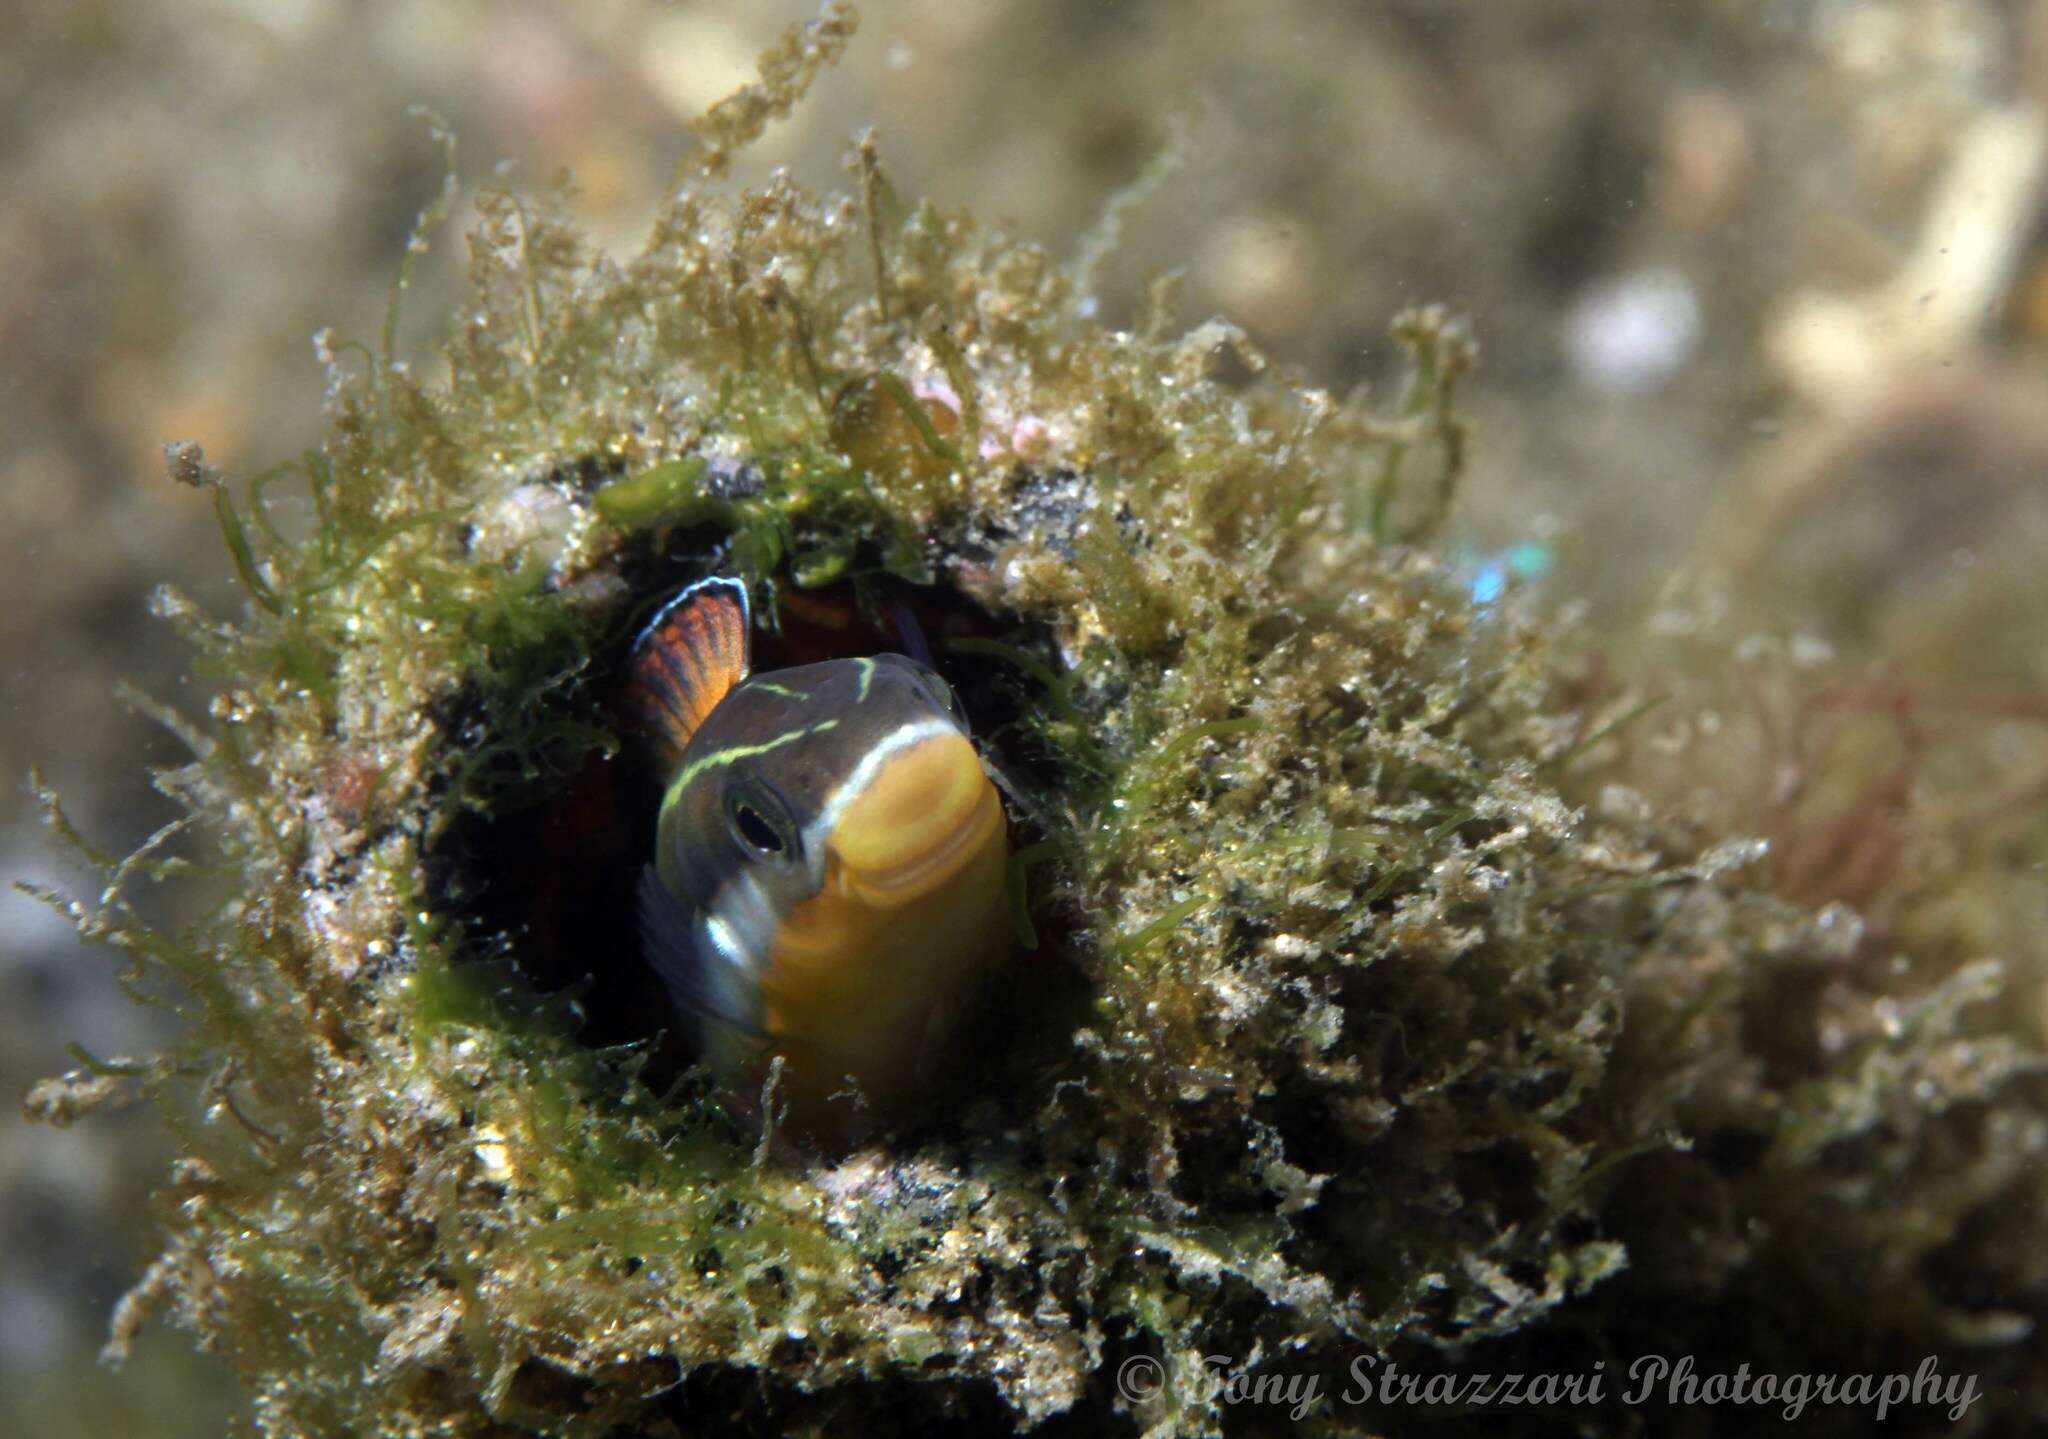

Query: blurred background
left=7, top=1, right=2048, bottom=1431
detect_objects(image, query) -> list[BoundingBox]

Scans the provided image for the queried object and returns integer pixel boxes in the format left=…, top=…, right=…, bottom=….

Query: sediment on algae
left=20, top=8, right=2048, bottom=1436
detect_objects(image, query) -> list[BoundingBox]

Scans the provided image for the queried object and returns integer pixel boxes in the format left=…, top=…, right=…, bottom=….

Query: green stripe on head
left=671, top=717, right=842, bottom=791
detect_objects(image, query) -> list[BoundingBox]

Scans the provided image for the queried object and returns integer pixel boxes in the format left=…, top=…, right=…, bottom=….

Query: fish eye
left=724, top=784, right=797, bottom=861
left=732, top=804, right=782, bottom=854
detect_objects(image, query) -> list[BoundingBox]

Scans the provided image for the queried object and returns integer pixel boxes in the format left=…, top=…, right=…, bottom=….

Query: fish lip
left=831, top=779, right=1004, bottom=906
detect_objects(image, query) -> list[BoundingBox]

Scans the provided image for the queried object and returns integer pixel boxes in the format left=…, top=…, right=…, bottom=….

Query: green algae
left=19, top=6, right=2048, bottom=1435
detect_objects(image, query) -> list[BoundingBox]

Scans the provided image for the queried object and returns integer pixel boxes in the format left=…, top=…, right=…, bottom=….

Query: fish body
left=627, top=577, right=1010, bottom=1128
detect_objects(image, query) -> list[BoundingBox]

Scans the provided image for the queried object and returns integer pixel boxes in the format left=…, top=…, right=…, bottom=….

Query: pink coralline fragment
left=908, top=377, right=1054, bottom=463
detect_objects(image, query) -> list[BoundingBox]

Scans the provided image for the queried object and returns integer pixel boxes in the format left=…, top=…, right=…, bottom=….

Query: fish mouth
left=829, top=731, right=1005, bottom=907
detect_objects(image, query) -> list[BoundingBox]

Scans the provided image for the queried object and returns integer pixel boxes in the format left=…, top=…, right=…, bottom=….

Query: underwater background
left=6, top=2, right=2048, bottom=1434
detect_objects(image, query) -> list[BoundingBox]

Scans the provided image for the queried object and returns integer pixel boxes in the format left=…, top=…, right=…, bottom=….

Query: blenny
left=626, top=576, right=1011, bottom=1131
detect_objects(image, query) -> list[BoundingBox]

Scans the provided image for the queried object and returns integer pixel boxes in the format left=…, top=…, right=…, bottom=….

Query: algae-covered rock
left=22, top=8, right=2048, bottom=1436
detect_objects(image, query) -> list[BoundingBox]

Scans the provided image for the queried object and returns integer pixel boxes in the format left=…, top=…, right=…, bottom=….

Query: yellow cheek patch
left=830, top=732, right=1004, bottom=907
left=756, top=732, right=1011, bottom=1115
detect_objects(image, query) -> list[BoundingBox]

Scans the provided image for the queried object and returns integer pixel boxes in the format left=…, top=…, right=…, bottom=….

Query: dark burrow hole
left=432, top=534, right=1096, bottom=1140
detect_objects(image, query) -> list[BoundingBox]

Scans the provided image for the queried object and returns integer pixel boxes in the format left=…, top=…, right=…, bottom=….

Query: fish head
left=657, top=651, right=1001, bottom=918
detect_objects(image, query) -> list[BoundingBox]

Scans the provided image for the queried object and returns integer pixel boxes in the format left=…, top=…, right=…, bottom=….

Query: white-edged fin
left=626, top=576, right=752, bottom=771
left=635, top=864, right=762, bottom=1038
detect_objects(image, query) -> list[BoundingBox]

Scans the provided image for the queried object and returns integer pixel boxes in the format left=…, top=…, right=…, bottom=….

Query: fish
left=625, top=576, right=1012, bottom=1132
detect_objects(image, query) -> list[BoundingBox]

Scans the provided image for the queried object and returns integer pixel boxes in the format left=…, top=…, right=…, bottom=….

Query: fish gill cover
left=20, top=4, right=2048, bottom=1435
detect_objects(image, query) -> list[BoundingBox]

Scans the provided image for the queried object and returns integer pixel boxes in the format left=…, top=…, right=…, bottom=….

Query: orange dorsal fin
left=627, top=577, right=752, bottom=770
